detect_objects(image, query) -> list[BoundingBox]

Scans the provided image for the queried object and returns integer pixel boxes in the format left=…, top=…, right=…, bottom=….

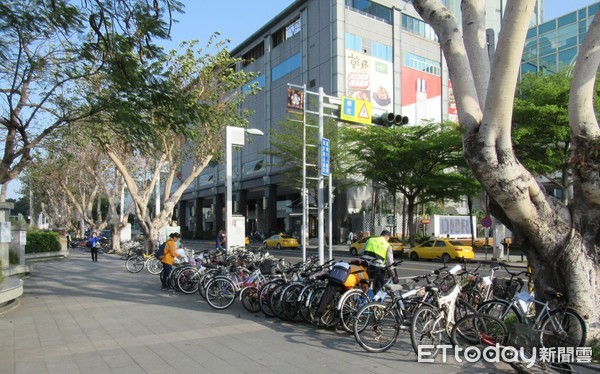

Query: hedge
left=25, top=231, right=62, bottom=253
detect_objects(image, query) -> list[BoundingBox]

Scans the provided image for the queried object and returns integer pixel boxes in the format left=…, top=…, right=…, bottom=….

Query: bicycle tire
left=280, top=284, right=304, bottom=322
left=539, top=308, right=587, bottom=349
left=198, top=269, right=220, bottom=300
left=269, top=283, right=288, bottom=320
left=177, top=267, right=201, bottom=294
left=125, top=255, right=145, bottom=273
left=353, top=301, right=400, bottom=353
left=298, top=283, right=319, bottom=323
left=410, top=305, right=443, bottom=357
left=240, top=286, right=261, bottom=313
left=258, top=279, right=285, bottom=317
left=205, top=276, right=236, bottom=310
left=146, top=257, right=163, bottom=275
left=450, top=313, right=509, bottom=349
left=339, top=289, right=370, bottom=333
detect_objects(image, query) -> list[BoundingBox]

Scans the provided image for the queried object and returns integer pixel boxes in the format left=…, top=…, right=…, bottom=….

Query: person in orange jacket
left=161, top=232, right=182, bottom=290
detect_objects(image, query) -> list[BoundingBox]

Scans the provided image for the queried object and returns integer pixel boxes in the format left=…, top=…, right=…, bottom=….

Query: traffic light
left=372, top=112, right=409, bottom=127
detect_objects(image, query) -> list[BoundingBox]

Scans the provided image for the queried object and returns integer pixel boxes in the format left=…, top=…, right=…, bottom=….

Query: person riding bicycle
left=360, top=230, right=395, bottom=292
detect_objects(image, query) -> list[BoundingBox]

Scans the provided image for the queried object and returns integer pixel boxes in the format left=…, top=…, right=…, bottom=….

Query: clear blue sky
left=6, top=0, right=598, bottom=199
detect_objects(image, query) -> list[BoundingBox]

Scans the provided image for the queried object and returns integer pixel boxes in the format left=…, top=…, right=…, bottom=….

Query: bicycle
left=409, top=264, right=478, bottom=357
left=478, top=287, right=587, bottom=352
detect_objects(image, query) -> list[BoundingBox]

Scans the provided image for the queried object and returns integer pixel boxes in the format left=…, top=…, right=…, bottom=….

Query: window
left=402, top=14, right=438, bottom=42
left=345, top=33, right=363, bottom=52
left=371, top=41, right=392, bottom=61
left=345, top=0, right=392, bottom=24
left=404, top=53, right=441, bottom=76
left=242, top=42, right=265, bottom=67
left=272, top=17, right=301, bottom=48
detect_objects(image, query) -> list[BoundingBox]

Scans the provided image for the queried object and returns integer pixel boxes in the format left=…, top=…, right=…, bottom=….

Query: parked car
left=348, top=236, right=404, bottom=257
left=263, top=234, right=299, bottom=249
left=408, top=239, right=474, bottom=262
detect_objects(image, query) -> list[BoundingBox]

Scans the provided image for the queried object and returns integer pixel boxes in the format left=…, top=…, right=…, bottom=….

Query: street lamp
left=225, top=126, right=264, bottom=252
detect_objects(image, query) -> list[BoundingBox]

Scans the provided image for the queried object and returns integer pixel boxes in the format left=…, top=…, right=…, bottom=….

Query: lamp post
left=225, top=126, right=264, bottom=252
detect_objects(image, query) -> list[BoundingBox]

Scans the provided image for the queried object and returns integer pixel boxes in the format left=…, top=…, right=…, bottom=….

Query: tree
left=96, top=37, right=258, bottom=251
left=411, top=0, right=600, bottom=340
left=263, top=113, right=356, bottom=204
left=512, top=70, right=600, bottom=204
left=0, top=0, right=183, bottom=201
left=341, top=121, right=479, bottom=246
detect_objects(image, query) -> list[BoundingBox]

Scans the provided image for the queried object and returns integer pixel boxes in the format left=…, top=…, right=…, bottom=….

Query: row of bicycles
left=127, top=244, right=589, bottom=373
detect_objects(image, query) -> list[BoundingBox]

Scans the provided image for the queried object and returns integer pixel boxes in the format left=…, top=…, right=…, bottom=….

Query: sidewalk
left=0, top=250, right=524, bottom=374
left=0, top=251, right=593, bottom=374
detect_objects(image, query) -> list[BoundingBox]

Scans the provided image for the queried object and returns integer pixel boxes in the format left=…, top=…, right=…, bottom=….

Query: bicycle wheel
left=410, top=305, right=443, bottom=357
left=240, top=286, right=261, bottom=313
left=478, top=300, right=522, bottom=336
left=258, top=279, right=285, bottom=317
left=198, top=269, right=220, bottom=300
left=269, top=283, right=288, bottom=320
left=450, top=313, right=509, bottom=349
left=280, top=284, right=304, bottom=322
left=146, top=257, right=163, bottom=275
left=353, top=301, right=400, bottom=353
left=539, top=308, right=587, bottom=349
left=205, top=277, right=237, bottom=310
left=339, top=289, right=370, bottom=333
left=125, top=255, right=145, bottom=273
left=298, top=284, right=318, bottom=323
left=177, top=267, right=201, bottom=294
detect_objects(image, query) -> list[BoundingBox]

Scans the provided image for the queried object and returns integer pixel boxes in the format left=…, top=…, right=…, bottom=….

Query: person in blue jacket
left=88, top=231, right=101, bottom=262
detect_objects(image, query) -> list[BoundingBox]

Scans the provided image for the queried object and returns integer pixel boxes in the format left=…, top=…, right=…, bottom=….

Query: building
left=175, top=0, right=519, bottom=242
left=521, top=1, right=599, bottom=76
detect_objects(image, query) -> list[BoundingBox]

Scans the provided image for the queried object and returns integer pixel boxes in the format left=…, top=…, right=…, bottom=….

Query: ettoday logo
left=418, top=344, right=537, bottom=368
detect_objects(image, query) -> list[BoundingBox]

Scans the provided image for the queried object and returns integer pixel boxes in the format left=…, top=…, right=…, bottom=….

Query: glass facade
left=401, top=14, right=439, bottom=42
left=521, top=2, right=598, bottom=75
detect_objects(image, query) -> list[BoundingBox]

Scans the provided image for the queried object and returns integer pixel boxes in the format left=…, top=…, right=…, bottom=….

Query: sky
left=6, top=0, right=598, bottom=200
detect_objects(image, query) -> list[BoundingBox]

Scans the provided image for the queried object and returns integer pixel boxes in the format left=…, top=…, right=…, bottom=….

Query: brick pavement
left=0, top=249, right=588, bottom=373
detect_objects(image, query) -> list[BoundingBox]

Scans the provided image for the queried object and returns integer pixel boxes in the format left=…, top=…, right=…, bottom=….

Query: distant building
left=521, top=2, right=599, bottom=75
left=175, top=0, right=528, bottom=242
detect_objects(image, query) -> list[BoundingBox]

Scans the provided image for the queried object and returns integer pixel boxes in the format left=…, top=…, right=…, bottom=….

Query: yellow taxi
left=245, top=236, right=250, bottom=249
left=349, top=236, right=405, bottom=257
left=408, top=239, right=474, bottom=262
left=263, top=234, right=299, bottom=249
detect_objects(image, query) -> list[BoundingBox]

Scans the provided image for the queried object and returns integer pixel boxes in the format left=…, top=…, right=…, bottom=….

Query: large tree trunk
left=412, top=0, right=600, bottom=340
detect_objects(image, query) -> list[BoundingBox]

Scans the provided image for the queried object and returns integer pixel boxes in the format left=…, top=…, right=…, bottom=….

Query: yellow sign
left=340, top=96, right=372, bottom=124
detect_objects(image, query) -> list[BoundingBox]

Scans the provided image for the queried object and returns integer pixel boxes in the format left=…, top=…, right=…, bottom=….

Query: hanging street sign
left=340, top=96, right=372, bottom=125
left=481, top=215, right=493, bottom=228
left=321, top=137, right=330, bottom=176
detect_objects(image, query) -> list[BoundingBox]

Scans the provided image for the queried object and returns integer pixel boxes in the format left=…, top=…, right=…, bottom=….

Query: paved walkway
left=0, top=250, right=591, bottom=373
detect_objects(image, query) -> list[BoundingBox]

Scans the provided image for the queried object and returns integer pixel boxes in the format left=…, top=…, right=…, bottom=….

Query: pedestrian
left=88, top=231, right=100, bottom=262
left=161, top=232, right=182, bottom=290
left=347, top=231, right=355, bottom=244
left=216, top=229, right=226, bottom=250
left=66, top=232, right=71, bottom=249
left=360, top=230, right=395, bottom=292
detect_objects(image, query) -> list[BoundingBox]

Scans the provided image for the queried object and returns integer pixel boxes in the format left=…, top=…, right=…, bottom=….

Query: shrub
left=25, top=231, right=61, bottom=253
left=8, top=250, right=19, bottom=264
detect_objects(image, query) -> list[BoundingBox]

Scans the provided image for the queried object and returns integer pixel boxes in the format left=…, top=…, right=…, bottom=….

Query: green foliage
left=9, top=250, right=20, bottom=265
left=263, top=112, right=357, bottom=195
left=25, top=231, right=62, bottom=253
left=341, top=121, right=479, bottom=204
left=513, top=71, right=572, bottom=177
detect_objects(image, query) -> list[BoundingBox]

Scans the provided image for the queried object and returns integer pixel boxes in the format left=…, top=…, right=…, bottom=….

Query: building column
left=214, top=194, right=224, bottom=233
left=266, top=184, right=277, bottom=235
left=195, top=197, right=203, bottom=235
left=177, top=200, right=185, bottom=228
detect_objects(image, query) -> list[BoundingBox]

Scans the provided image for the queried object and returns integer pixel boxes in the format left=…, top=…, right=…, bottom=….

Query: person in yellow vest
left=360, top=230, right=394, bottom=292
left=161, top=232, right=182, bottom=290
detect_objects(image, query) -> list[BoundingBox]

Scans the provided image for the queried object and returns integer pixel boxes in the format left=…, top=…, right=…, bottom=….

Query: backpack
left=154, top=242, right=167, bottom=260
